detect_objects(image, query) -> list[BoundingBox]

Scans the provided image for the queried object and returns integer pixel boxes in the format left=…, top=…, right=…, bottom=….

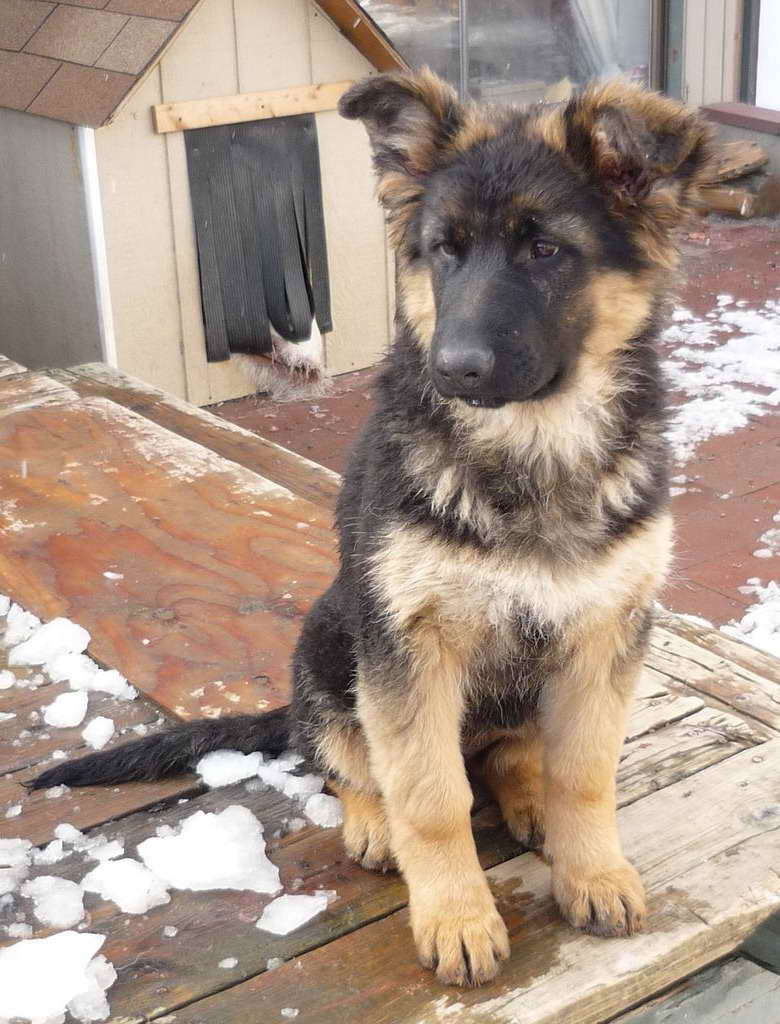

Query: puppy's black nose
left=433, top=345, right=495, bottom=393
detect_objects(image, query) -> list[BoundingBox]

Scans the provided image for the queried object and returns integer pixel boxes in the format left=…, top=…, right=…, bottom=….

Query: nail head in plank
left=153, top=79, right=354, bottom=133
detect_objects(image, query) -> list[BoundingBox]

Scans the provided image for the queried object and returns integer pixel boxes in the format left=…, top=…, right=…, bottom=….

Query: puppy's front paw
left=413, top=888, right=510, bottom=986
left=553, top=860, right=645, bottom=937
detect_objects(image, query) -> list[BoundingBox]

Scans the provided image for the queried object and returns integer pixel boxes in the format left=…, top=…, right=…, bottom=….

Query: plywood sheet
left=0, top=394, right=337, bottom=720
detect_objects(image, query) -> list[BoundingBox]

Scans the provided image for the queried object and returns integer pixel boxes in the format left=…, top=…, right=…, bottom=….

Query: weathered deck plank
left=54, top=364, right=341, bottom=511
left=0, top=354, right=26, bottom=379
left=162, top=741, right=780, bottom=1024
left=0, top=394, right=337, bottom=721
left=615, top=957, right=780, bottom=1023
left=649, top=625, right=780, bottom=732
left=0, top=698, right=761, bottom=1021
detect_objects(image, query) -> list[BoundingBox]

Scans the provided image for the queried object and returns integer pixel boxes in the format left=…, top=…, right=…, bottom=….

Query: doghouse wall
left=0, top=109, right=103, bottom=370
left=94, top=0, right=393, bottom=405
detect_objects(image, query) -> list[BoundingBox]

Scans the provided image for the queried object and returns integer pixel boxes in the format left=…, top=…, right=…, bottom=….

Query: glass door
left=361, top=0, right=659, bottom=105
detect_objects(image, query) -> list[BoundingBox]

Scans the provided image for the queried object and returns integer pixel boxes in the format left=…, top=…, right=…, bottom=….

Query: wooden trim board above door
left=153, top=79, right=354, bottom=134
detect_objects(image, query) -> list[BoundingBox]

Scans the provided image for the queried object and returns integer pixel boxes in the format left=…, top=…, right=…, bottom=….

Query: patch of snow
left=0, top=711, right=15, bottom=723
left=0, top=668, right=15, bottom=689
left=281, top=1010, right=299, bottom=1019
left=102, top=571, right=123, bottom=581
left=4, top=803, right=22, bottom=819
left=21, top=875, right=85, bottom=929
left=0, top=839, right=31, bottom=895
left=82, top=858, right=170, bottom=915
left=84, top=838, right=124, bottom=863
left=163, top=925, right=178, bottom=938
left=722, top=579, right=780, bottom=659
left=33, top=840, right=66, bottom=866
left=55, top=823, right=84, bottom=845
left=267, top=956, right=285, bottom=970
left=7, top=922, right=33, bottom=939
left=218, top=957, right=238, bottom=969
left=753, top=548, right=774, bottom=559
left=304, top=793, right=343, bottom=828
left=8, top=618, right=89, bottom=667
left=46, top=653, right=136, bottom=701
left=663, top=298, right=780, bottom=462
left=43, top=690, right=89, bottom=728
left=0, top=931, right=116, bottom=1024
left=196, top=749, right=263, bottom=788
left=3, top=604, right=41, bottom=647
left=138, top=805, right=281, bottom=895
left=256, top=893, right=329, bottom=935
left=82, top=716, right=115, bottom=750
left=0, top=593, right=10, bottom=616
left=45, top=785, right=69, bottom=799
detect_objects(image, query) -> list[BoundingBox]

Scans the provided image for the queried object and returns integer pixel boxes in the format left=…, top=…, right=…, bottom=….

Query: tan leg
left=329, top=779, right=394, bottom=872
left=315, top=720, right=394, bottom=872
left=541, top=626, right=645, bottom=938
left=357, top=644, right=510, bottom=987
left=477, top=723, right=546, bottom=849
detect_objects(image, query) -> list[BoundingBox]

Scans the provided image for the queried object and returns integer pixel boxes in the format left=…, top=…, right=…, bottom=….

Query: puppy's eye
left=530, top=240, right=559, bottom=260
left=433, top=241, right=458, bottom=258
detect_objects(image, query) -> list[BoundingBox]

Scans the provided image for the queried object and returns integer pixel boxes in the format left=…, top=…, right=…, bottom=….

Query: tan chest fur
left=371, top=513, right=673, bottom=644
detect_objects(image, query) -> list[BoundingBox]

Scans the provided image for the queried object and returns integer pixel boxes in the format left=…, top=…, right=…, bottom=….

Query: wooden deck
left=1, top=362, right=779, bottom=1024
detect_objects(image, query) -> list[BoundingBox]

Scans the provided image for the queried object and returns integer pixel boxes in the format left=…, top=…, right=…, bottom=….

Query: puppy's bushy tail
left=28, top=708, right=290, bottom=790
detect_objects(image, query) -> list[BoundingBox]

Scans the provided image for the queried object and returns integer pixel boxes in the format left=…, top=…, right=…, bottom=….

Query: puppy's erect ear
left=563, top=82, right=714, bottom=264
left=339, top=69, right=462, bottom=178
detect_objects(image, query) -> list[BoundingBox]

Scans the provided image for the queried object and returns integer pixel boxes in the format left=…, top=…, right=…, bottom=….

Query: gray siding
left=0, top=109, right=101, bottom=368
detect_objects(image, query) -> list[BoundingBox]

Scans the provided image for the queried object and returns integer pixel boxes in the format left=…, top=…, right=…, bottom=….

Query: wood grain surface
left=0, top=392, right=337, bottom=720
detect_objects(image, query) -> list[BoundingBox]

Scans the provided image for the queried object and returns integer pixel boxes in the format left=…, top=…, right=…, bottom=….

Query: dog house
left=0, top=0, right=403, bottom=403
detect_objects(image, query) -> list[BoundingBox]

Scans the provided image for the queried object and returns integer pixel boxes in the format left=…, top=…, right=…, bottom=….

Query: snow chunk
left=84, top=838, right=124, bottom=863
left=0, top=839, right=31, bottom=895
left=34, top=840, right=66, bottom=866
left=46, top=653, right=136, bottom=701
left=163, top=925, right=178, bottom=938
left=723, top=579, right=780, bottom=659
left=55, top=823, right=84, bottom=845
left=0, top=931, right=115, bottom=1024
left=256, top=893, right=329, bottom=935
left=0, top=593, right=9, bottom=616
left=138, top=805, right=281, bottom=895
left=7, top=922, right=33, bottom=939
left=281, top=1010, right=299, bottom=1019
left=3, top=604, right=41, bottom=647
left=82, top=716, right=115, bottom=750
left=304, top=793, right=343, bottom=828
left=0, top=668, right=15, bottom=689
left=0, top=711, right=15, bottom=722
left=43, top=690, right=88, bottom=728
left=103, top=571, right=123, bottom=581
left=22, top=875, right=85, bottom=928
left=218, top=957, right=238, bottom=969
left=82, top=858, right=170, bottom=915
left=9, top=617, right=89, bottom=667
left=196, top=749, right=263, bottom=788
left=4, top=803, right=22, bottom=819
left=282, top=774, right=324, bottom=801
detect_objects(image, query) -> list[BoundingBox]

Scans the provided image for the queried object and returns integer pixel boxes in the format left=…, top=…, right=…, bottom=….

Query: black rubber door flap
left=185, top=114, right=332, bottom=362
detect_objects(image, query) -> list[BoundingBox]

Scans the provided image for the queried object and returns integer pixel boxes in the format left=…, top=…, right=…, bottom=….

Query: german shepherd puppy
left=33, top=71, right=711, bottom=987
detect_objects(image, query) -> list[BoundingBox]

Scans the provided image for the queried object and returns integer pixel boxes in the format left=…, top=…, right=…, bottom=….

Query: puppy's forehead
left=423, top=128, right=596, bottom=248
